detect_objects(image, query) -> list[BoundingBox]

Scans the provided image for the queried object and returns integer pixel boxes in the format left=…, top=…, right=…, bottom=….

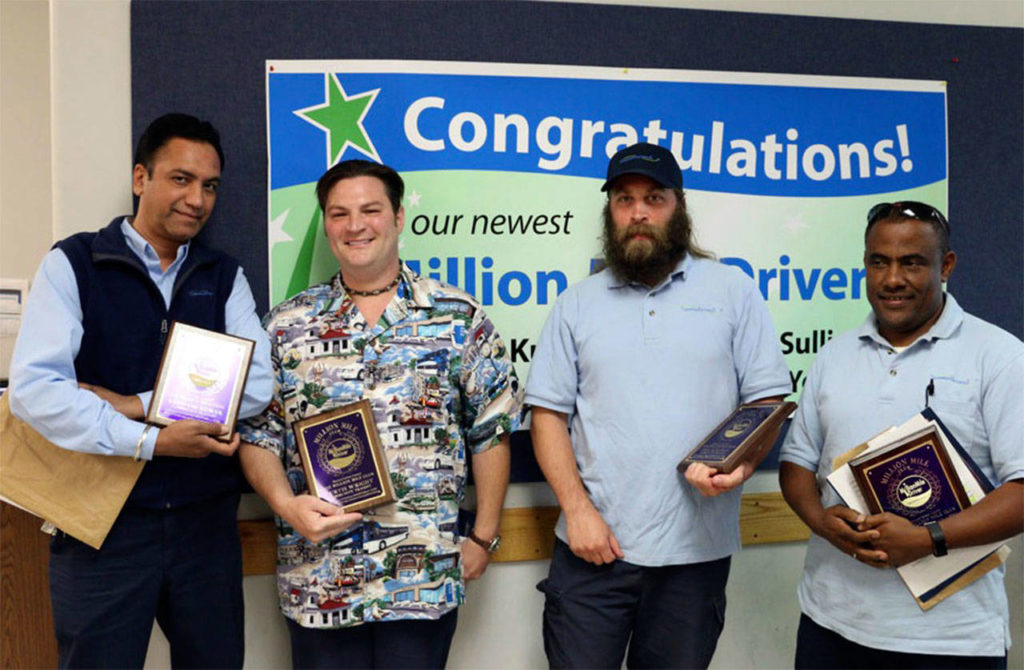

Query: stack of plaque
left=827, top=409, right=1008, bottom=610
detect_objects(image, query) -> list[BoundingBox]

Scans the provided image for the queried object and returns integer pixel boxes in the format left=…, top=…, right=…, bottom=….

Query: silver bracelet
left=134, top=424, right=154, bottom=461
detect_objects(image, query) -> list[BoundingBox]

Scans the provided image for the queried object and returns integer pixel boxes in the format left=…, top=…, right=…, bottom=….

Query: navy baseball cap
left=601, top=142, right=683, bottom=191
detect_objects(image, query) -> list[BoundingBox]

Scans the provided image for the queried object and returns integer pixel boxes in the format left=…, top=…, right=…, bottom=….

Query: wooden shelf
left=241, top=492, right=809, bottom=575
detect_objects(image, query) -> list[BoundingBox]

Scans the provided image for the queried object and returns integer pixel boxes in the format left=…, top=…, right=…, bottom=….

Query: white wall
left=0, top=0, right=53, bottom=378
left=2, top=1, right=1021, bottom=668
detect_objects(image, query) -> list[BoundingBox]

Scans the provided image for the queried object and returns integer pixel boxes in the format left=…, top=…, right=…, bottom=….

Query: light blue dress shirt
left=525, top=254, right=791, bottom=566
left=9, top=218, right=273, bottom=461
left=780, top=293, right=1024, bottom=656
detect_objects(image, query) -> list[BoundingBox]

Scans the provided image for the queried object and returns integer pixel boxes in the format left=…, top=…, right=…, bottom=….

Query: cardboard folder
left=0, top=393, right=143, bottom=549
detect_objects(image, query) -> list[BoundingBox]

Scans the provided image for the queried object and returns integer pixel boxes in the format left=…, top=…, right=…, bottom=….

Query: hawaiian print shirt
left=239, top=264, right=522, bottom=629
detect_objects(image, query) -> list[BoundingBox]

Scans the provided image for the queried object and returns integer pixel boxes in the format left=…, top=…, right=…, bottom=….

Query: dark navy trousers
left=796, top=613, right=1007, bottom=669
left=48, top=493, right=244, bottom=669
left=284, top=609, right=458, bottom=669
left=539, top=538, right=730, bottom=669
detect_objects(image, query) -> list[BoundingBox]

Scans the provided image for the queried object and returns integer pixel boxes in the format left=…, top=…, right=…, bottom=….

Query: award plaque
left=147, top=322, right=255, bottom=437
left=848, top=427, right=971, bottom=524
left=291, top=400, right=395, bottom=513
left=677, top=401, right=797, bottom=474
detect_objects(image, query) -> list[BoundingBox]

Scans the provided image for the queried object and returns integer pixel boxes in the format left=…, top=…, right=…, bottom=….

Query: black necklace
left=341, top=271, right=401, bottom=297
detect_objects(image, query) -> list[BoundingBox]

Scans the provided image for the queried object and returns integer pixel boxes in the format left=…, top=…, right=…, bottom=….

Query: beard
left=601, top=203, right=689, bottom=286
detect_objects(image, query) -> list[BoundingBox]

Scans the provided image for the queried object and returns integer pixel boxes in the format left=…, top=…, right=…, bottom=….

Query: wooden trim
left=240, top=492, right=808, bottom=575
left=1, top=503, right=58, bottom=668
left=739, top=491, right=811, bottom=545
left=239, top=518, right=279, bottom=576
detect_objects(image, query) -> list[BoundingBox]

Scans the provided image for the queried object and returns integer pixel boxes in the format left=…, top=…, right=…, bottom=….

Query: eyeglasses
left=867, top=201, right=950, bottom=238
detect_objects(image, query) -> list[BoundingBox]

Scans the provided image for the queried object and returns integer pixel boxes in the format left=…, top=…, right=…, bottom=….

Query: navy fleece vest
left=56, top=217, right=241, bottom=508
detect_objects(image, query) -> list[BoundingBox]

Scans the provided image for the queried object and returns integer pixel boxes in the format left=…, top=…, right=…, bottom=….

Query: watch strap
left=925, top=521, right=948, bottom=557
left=468, top=530, right=500, bottom=553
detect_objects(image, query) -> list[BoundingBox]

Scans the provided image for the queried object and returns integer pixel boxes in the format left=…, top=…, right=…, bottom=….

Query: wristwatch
left=468, top=529, right=502, bottom=553
left=925, top=521, right=948, bottom=557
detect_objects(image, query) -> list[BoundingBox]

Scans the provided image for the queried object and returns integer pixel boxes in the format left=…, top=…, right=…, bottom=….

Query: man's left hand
left=79, top=382, right=144, bottom=420
left=685, top=462, right=751, bottom=497
left=859, top=513, right=933, bottom=567
left=461, top=538, right=491, bottom=582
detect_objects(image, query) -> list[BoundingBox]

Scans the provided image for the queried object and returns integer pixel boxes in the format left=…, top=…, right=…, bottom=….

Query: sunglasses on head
left=867, top=201, right=950, bottom=237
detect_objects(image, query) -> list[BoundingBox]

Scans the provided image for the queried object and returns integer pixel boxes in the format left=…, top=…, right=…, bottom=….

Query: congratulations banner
left=267, top=60, right=948, bottom=394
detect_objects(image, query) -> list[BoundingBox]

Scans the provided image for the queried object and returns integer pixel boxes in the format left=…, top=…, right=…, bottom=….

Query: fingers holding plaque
left=677, top=401, right=797, bottom=474
left=147, top=322, right=255, bottom=437
left=291, top=400, right=396, bottom=513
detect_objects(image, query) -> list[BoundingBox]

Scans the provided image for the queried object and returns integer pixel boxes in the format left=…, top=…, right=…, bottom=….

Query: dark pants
left=49, top=494, right=244, bottom=669
left=539, top=538, right=730, bottom=669
left=796, top=613, right=1007, bottom=669
left=285, top=609, right=459, bottom=669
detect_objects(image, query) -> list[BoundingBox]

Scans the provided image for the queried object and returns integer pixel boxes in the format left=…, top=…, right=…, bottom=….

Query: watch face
left=488, top=535, right=502, bottom=552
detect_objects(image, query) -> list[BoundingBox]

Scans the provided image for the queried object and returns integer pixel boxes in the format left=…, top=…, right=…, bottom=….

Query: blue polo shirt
left=525, top=254, right=791, bottom=566
left=781, top=293, right=1024, bottom=656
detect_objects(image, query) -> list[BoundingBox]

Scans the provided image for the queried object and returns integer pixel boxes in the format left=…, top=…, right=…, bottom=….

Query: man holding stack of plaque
left=780, top=201, right=1023, bottom=668
left=8, top=113, right=273, bottom=667
left=238, top=159, right=522, bottom=669
left=525, top=142, right=791, bottom=668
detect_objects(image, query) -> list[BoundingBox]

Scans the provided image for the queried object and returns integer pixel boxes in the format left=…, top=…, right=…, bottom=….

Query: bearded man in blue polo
left=526, top=143, right=790, bottom=668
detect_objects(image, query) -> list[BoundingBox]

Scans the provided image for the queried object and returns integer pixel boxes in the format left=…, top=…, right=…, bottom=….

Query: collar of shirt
left=120, top=217, right=190, bottom=279
left=606, top=253, right=693, bottom=291
left=857, top=292, right=964, bottom=350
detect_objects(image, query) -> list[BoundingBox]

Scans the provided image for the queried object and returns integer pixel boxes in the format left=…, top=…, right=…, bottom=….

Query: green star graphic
left=295, top=73, right=380, bottom=166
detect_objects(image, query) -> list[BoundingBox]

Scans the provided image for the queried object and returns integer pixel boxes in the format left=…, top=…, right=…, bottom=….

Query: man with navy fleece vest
left=9, top=113, right=272, bottom=668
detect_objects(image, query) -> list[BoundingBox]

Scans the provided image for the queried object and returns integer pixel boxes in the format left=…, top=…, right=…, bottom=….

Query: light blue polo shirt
left=781, top=293, right=1024, bottom=656
left=525, top=254, right=791, bottom=566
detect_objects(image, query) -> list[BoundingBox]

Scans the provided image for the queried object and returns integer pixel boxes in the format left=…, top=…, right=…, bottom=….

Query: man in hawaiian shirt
left=239, top=159, right=522, bottom=669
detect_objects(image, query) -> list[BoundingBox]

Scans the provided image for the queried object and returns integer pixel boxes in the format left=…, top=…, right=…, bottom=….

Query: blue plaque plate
left=849, top=428, right=970, bottom=524
left=677, top=401, right=796, bottom=474
left=292, top=399, right=395, bottom=512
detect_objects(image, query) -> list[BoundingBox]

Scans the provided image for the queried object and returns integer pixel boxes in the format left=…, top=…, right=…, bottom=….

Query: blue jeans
left=285, top=609, right=458, bottom=669
left=539, top=538, right=730, bottom=669
left=796, top=613, right=1007, bottom=669
left=49, top=494, right=244, bottom=668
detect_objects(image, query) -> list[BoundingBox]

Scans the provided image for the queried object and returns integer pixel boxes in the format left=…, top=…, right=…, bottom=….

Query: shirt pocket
left=927, top=386, right=983, bottom=455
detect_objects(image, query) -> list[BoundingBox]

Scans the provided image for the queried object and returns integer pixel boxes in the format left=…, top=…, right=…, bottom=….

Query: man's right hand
left=154, top=420, right=238, bottom=458
left=812, top=505, right=888, bottom=567
left=565, top=503, right=624, bottom=565
left=280, top=495, right=363, bottom=544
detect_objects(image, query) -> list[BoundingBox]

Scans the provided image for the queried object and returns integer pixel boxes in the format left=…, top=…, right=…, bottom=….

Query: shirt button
left=889, top=369, right=897, bottom=376
left=649, top=310, right=656, bottom=317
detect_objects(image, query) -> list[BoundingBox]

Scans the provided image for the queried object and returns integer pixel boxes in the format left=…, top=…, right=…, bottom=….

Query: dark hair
left=865, top=201, right=951, bottom=256
left=133, top=113, right=224, bottom=173
left=316, top=160, right=404, bottom=214
left=668, top=189, right=714, bottom=260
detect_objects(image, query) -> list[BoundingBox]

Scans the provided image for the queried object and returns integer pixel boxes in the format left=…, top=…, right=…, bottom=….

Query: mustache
left=618, top=223, right=667, bottom=241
